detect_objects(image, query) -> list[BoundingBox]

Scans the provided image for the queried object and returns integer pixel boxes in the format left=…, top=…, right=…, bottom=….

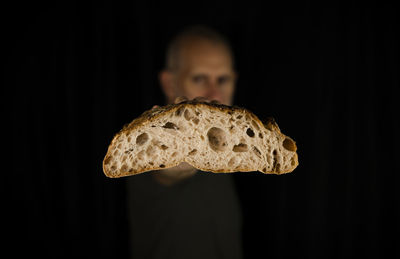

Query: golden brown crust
left=103, top=100, right=297, bottom=177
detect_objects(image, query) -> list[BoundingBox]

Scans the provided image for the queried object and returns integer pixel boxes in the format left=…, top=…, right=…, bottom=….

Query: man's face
left=173, top=40, right=236, bottom=105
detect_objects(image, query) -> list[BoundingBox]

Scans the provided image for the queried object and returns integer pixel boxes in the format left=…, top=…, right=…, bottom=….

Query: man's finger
left=174, top=96, right=188, bottom=104
left=193, top=96, right=209, bottom=103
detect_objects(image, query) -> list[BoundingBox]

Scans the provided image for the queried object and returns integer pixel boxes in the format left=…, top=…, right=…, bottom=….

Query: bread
left=103, top=100, right=298, bottom=178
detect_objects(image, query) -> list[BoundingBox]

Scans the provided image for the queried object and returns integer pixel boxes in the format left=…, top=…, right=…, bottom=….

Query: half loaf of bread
left=103, top=100, right=298, bottom=178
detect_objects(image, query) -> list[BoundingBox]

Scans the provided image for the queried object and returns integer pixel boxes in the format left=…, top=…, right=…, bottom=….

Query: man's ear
left=159, top=70, right=176, bottom=104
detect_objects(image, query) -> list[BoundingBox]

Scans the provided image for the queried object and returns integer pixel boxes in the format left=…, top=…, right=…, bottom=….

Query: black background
left=4, top=1, right=399, bottom=258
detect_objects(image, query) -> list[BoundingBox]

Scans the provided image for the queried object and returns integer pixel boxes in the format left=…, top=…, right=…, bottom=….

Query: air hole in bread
left=171, top=152, right=178, bottom=157
left=188, top=149, right=197, bottom=155
left=162, top=122, right=179, bottom=130
left=193, top=118, right=200, bottom=124
left=184, top=109, right=195, bottom=121
left=253, top=146, right=262, bottom=157
left=136, top=133, right=149, bottom=145
left=236, top=115, right=243, bottom=119
left=291, top=158, right=296, bottom=166
left=207, top=127, right=228, bottom=152
left=149, top=162, right=154, bottom=165
left=272, top=150, right=278, bottom=171
left=175, top=107, right=184, bottom=116
left=232, top=143, right=248, bottom=152
left=259, top=132, right=263, bottom=138
left=124, top=148, right=133, bottom=154
left=283, top=137, right=296, bottom=152
left=159, top=164, right=165, bottom=168
left=200, top=135, right=205, bottom=140
left=104, top=156, right=111, bottom=165
left=161, top=144, right=168, bottom=150
left=121, top=164, right=128, bottom=172
left=246, top=128, right=255, bottom=137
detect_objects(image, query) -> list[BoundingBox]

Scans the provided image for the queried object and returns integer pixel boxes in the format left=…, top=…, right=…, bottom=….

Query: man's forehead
left=180, top=40, right=234, bottom=73
left=188, top=65, right=234, bottom=76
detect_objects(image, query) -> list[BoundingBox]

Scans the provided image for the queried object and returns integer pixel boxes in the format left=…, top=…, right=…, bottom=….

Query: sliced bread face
left=103, top=101, right=298, bottom=178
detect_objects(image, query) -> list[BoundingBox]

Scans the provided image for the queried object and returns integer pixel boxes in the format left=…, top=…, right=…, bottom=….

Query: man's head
left=159, top=26, right=237, bottom=105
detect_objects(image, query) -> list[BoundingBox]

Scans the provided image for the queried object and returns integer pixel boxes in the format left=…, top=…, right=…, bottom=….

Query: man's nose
left=206, top=81, right=222, bottom=101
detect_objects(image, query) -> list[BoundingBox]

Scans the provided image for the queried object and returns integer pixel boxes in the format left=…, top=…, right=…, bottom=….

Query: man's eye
left=192, top=75, right=206, bottom=84
left=218, top=76, right=231, bottom=85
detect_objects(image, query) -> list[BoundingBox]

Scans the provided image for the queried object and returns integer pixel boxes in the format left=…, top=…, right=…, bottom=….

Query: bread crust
left=103, top=100, right=298, bottom=177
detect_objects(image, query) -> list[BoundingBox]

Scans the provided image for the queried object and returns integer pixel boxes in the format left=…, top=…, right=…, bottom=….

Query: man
left=127, top=25, right=242, bottom=259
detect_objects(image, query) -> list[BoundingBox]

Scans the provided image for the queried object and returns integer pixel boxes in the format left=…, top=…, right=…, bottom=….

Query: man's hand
left=150, top=96, right=220, bottom=186
left=151, top=161, right=197, bottom=186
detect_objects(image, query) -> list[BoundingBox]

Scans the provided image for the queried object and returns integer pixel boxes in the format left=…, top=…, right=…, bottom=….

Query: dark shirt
left=127, top=170, right=242, bottom=259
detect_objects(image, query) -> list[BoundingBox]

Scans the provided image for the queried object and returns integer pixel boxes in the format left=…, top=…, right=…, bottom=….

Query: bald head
left=165, top=26, right=234, bottom=73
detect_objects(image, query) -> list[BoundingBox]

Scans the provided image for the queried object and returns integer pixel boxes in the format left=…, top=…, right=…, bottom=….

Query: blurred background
left=3, top=1, right=399, bottom=258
